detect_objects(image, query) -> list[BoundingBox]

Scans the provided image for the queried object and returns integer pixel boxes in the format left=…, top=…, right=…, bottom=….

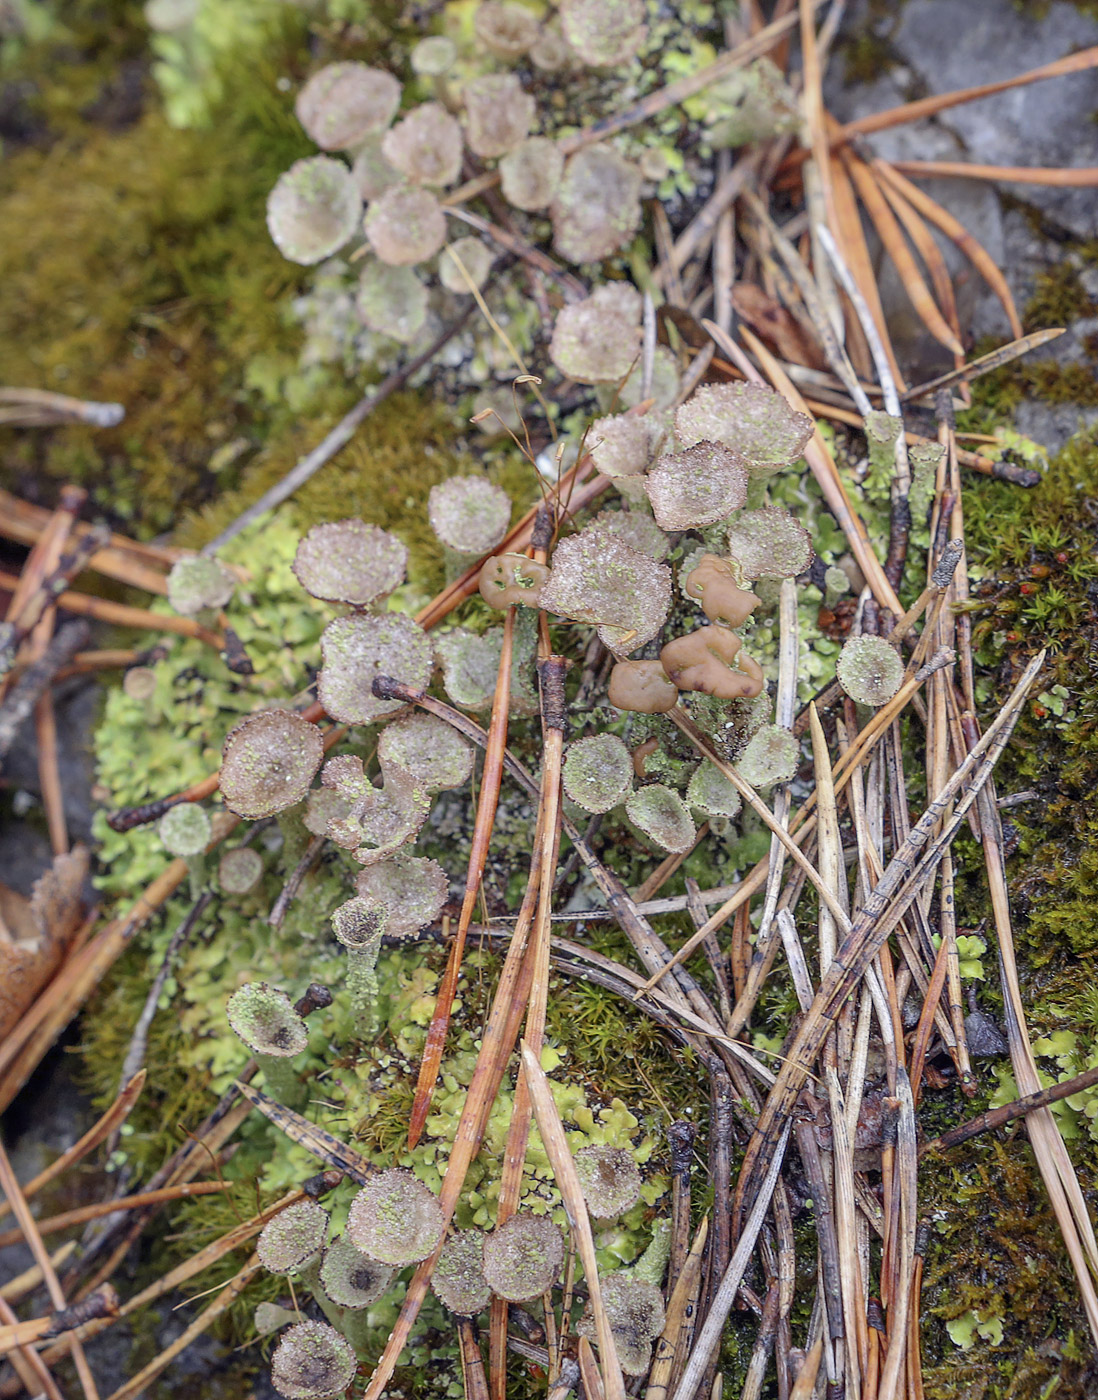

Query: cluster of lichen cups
left=265, top=0, right=658, bottom=354
left=182, top=373, right=916, bottom=1392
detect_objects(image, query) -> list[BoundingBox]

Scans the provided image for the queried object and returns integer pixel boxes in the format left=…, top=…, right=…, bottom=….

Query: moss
left=0, top=18, right=319, bottom=533
left=909, top=425, right=1098, bottom=1393
left=1024, top=261, right=1098, bottom=333
left=176, top=392, right=532, bottom=596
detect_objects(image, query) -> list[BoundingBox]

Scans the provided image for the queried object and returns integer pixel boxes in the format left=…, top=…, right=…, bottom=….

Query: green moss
left=0, top=21, right=320, bottom=533
left=1024, top=262, right=1098, bottom=332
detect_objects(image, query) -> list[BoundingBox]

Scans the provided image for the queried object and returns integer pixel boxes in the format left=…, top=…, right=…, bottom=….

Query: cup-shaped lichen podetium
left=836, top=634, right=905, bottom=708
left=538, top=522, right=671, bottom=655
left=158, top=801, right=211, bottom=899
left=217, top=845, right=264, bottom=896
left=725, top=506, right=815, bottom=582
left=577, top=1273, right=666, bottom=1376
left=269, top=1319, right=357, bottom=1400
left=674, top=381, right=813, bottom=480
left=292, top=520, right=408, bottom=610
left=643, top=441, right=749, bottom=532
left=346, top=1168, right=445, bottom=1266
left=482, top=1212, right=565, bottom=1303
left=427, top=476, right=512, bottom=574
left=266, top=156, right=362, bottom=268
left=562, top=733, right=634, bottom=814
left=572, top=1144, right=643, bottom=1220
left=226, top=983, right=309, bottom=1108
left=220, top=709, right=325, bottom=820
left=166, top=554, right=235, bottom=618
left=431, top=1229, right=493, bottom=1316
left=318, top=1235, right=396, bottom=1310
left=257, top=1200, right=330, bottom=1276
left=331, top=896, right=388, bottom=1039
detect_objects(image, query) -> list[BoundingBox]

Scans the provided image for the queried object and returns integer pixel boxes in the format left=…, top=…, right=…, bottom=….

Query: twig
left=925, top=1061, right=1098, bottom=1153
left=204, top=309, right=475, bottom=552
left=899, top=328, right=1064, bottom=403
left=0, top=1135, right=101, bottom=1400
left=0, top=620, right=89, bottom=758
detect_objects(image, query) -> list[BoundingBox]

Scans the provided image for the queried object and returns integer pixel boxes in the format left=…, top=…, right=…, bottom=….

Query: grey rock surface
left=827, top=0, right=1098, bottom=445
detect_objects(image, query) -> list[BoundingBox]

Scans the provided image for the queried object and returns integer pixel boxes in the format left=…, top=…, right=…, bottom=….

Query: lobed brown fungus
left=735, top=723, right=799, bottom=788
left=220, top=709, right=324, bottom=819
left=836, top=635, right=904, bottom=707
left=292, top=520, right=408, bottom=608
left=432, top=1230, right=493, bottom=1316
left=158, top=802, right=210, bottom=858
left=355, top=261, right=428, bottom=344
left=644, top=441, right=750, bottom=531
left=266, top=157, right=362, bottom=267
left=364, top=186, right=447, bottom=267
left=560, top=0, right=647, bottom=67
left=675, top=382, right=813, bottom=476
left=539, top=525, right=671, bottom=654
left=428, top=476, right=512, bottom=556
left=295, top=63, right=401, bottom=150
left=482, top=1213, right=564, bottom=1302
left=725, top=507, right=814, bottom=581
left=548, top=296, right=639, bottom=384
left=317, top=613, right=434, bottom=726
left=683, top=554, right=757, bottom=628
left=631, top=736, right=659, bottom=777
left=257, top=1200, right=330, bottom=1275
left=462, top=74, right=535, bottom=159
left=478, top=553, right=550, bottom=609
left=347, top=1168, right=445, bottom=1265
left=562, top=733, right=634, bottom=813
left=607, top=659, right=678, bottom=714
left=439, top=238, right=494, bottom=294
left=318, top=1236, right=396, bottom=1310
left=474, top=1, right=540, bottom=59
left=376, top=712, right=474, bottom=792
left=499, top=137, right=564, bottom=212
left=686, top=762, right=742, bottom=820
left=382, top=102, right=463, bottom=187
left=167, top=554, right=235, bottom=616
left=577, top=1274, right=666, bottom=1375
left=625, top=784, right=696, bottom=854
left=353, top=851, right=448, bottom=940
left=270, top=1320, right=357, bottom=1400
left=660, top=627, right=764, bottom=700
left=217, top=846, right=264, bottom=895
left=573, top=1145, right=643, bottom=1218
left=550, top=144, right=642, bottom=264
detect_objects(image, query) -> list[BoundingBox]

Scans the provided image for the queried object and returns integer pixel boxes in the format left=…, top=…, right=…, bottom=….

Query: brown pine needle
left=871, top=159, right=1023, bottom=337
left=0, top=1182, right=230, bottom=1252
left=408, top=609, right=516, bottom=1150
left=841, top=45, right=1098, bottom=140
left=888, top=159, right=1098, bottom=186
left=844, top=153, right=963, bottom=355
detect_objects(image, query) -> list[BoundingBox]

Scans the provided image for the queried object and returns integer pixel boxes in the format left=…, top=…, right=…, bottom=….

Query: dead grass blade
left=0, top=1182, right=230, bottom=1252
left=520, top=1040, right=626, bottom=1400
left=872, top=159, right=1023, bottom=337
left=409, top=609, right=516, bottom=1150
